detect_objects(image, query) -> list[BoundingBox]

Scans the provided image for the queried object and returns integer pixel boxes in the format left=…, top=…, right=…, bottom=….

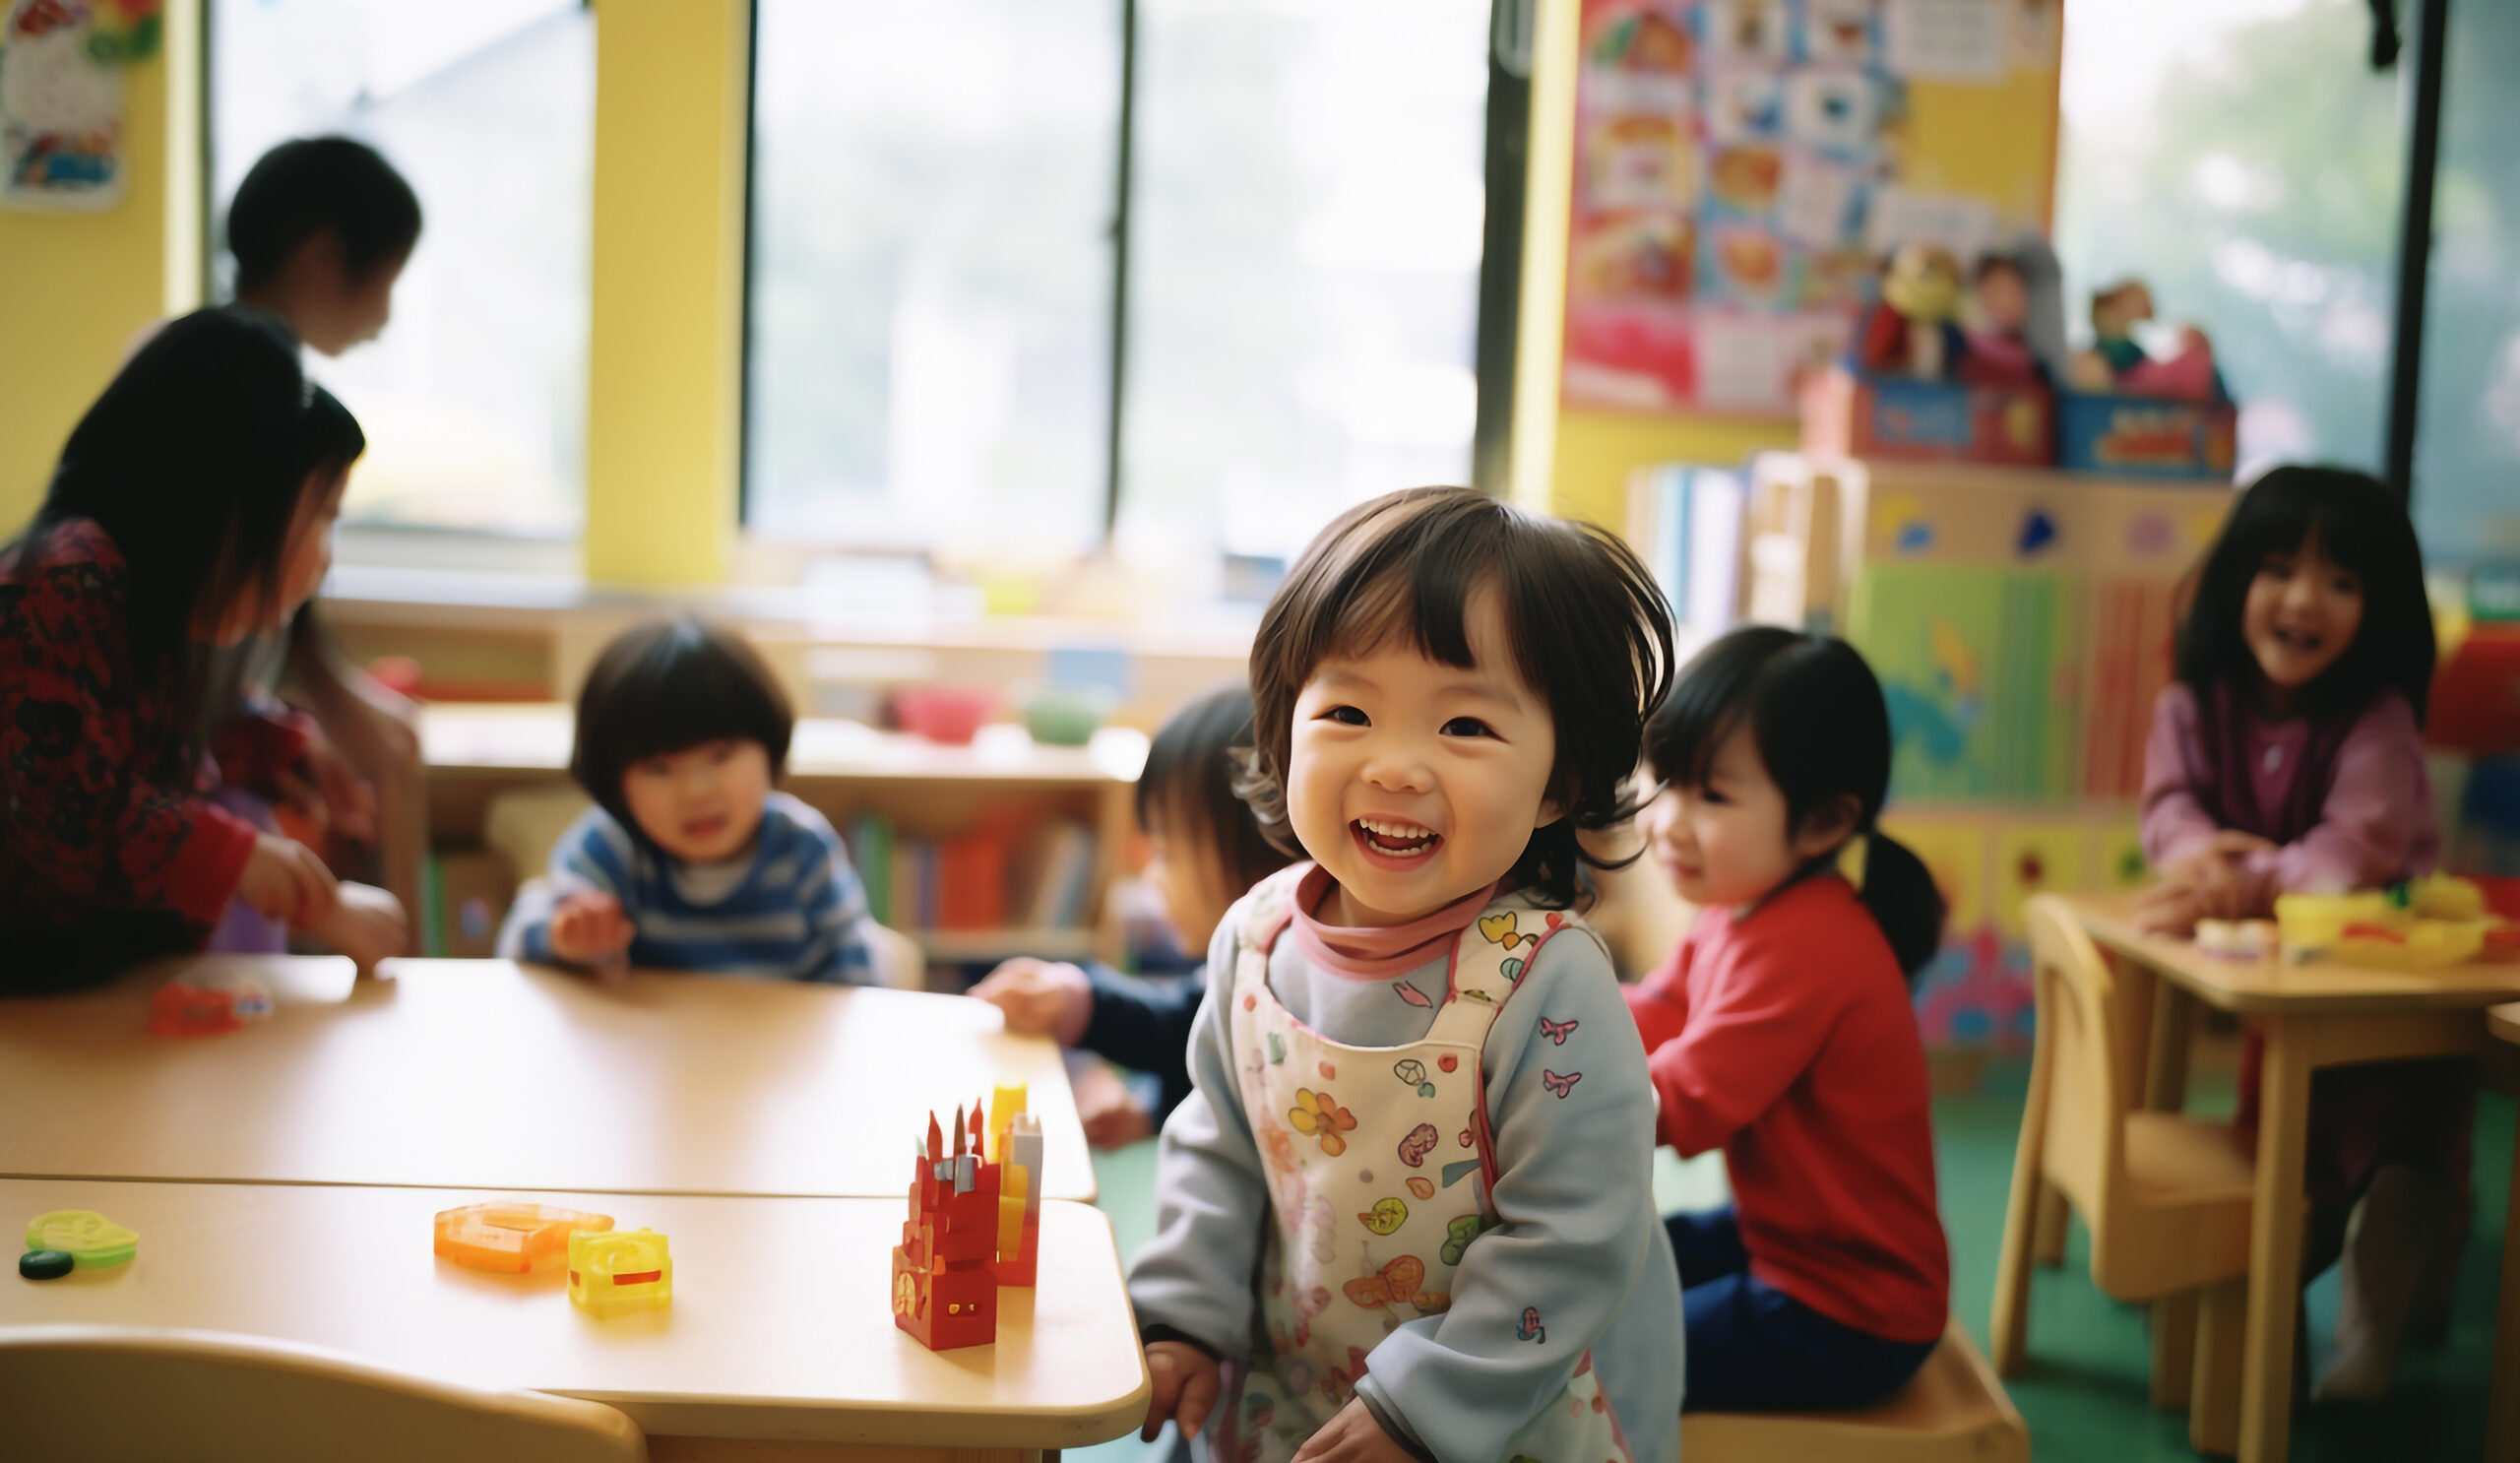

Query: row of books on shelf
left=844, top=815, right=1099, bottom=934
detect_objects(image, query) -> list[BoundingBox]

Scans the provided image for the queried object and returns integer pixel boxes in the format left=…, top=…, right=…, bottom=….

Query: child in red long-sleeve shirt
left=1625, top=626, right=1950, bottom=1411
left=0, top=308, right=404, bottom=990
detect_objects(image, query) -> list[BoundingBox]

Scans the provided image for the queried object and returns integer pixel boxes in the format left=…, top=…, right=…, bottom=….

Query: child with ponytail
left=1625, top=626, right=1951, bottom=1410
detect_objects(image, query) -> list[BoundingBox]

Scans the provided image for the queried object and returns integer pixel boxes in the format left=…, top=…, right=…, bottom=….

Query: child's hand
left=1072, top=1058, right=1157, bottom=1149
left=2148, top=832, right=2275, bottom=933
left=972, top=957, right=1093, bottom=1042
left=238, top=832, right=339, bottom=928
left=278, top=725, right=378, bottom=846
left=311, top=882, right=408, bottom=975
left=2135, top=878, right=2211, bottom=936
left=1292, top=1398, right=1416, bottom=1463
left=549, top=891, right=636, bottom=969
left=1140, top=1340, right=1221, bottom=1442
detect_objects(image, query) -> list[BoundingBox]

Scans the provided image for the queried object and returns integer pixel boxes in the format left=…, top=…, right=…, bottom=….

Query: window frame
left=732, top=0, right=1529, bottom=555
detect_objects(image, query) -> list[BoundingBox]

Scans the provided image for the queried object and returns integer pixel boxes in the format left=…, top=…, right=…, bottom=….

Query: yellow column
left=582, top=0, right=751, bottom=586
left=1506, top=0, right=1579, bottom=519
left=0, top=0, right=201, bottom=534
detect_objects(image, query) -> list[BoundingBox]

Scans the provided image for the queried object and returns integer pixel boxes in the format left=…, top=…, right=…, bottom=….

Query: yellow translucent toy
left=2408, top=874, right=2488, bottom=921
left=568, top=1228, right=671, bottom=1312
left=2276, top=887, right=2494, bottom=970
left=25, top=1210, right=138, bottom=1269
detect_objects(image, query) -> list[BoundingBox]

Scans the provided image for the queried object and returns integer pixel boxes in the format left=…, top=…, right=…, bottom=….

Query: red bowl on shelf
left=891, top=687, right=998, bottom=745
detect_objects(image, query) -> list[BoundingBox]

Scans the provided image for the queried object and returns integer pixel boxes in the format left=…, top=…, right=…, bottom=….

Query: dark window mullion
left=1472, top=0, right=1533, bottom=497
left=1101, top=0, right=1140, bottom=541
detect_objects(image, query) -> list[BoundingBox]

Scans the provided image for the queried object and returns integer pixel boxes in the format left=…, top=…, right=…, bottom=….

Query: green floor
left=1070, top=1069, right=2515, bottom=1461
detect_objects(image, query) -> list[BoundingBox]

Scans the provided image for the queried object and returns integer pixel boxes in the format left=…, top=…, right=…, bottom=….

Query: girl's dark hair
left=297, top=382, right=368, bottom=485
left=1648, top=627, right=1947, bottom=979
left=1139, top=685, right=1293, bottom=898
left=22, top=307, right=331, bottom=723
left=568, top=616, right=794, bottom=847
left=1242, top=486, right=1675, bottom=908
left=226, top=136, right=423, bottom=292
left=2174, top=464, right=2434, bottom=724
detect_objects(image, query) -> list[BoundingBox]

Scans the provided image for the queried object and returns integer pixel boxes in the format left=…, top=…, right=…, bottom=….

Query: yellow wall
left=0, top=0, right=200, bottom=535
left=1512, top=0, right=2060, bottom=536
left=581, top=0, right=752, bottom=586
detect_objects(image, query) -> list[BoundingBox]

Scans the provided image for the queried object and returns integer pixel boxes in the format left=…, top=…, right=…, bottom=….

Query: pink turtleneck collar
left=1285, top=863, right=1502, bottom=981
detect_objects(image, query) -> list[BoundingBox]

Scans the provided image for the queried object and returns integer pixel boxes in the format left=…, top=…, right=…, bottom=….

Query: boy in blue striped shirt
left=499, top=616, right=878, bottom=983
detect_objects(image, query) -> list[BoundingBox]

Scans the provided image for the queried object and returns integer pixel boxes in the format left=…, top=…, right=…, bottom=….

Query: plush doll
left=1957, top=252, right=2044, bottom=388
left=2069, top=277, right=2228, bottom=400
left=1857, top=243, right=1969, bottom=380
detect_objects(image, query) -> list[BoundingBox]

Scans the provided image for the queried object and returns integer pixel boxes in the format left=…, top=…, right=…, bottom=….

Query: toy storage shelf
left=1739, top=453, right=2237, bottom=638
left=419, top=704, right=1143, bottom=968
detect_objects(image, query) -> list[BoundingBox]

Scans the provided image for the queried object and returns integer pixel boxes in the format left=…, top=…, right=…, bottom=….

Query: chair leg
left=2034, top=1181, right=2070, bottom=1268
left=2190, top=1277, right=2246, bottom=1457
left=1991, top=1001, right=2057, bottom=1376
left=2151, top=1290, right=2198, bottom=1410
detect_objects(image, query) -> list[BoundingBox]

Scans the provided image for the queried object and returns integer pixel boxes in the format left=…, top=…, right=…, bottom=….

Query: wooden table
left=0, top=955, right=1093, bottom=1203
left=2067, top=895, right=2520, bottom=1463
left=0, top=1177, right=1148, bottom=1459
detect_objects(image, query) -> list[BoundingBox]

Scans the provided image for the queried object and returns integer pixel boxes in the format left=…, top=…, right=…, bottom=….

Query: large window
left=1114, top=0, right=1491, bottom=581
left=2054, top=0, right=2405, bottom=479
left=747, top=0, right=1495, bottom=579
left=745, top=0, right=1118, bottom=556
left=211, top=0, right=593, bottom=538
left=2410, top=1, right=2520, bottom=565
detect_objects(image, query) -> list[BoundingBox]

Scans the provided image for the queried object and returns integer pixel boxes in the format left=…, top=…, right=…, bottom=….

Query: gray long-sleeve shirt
left=1128, top=887, right=1684, bottom=1463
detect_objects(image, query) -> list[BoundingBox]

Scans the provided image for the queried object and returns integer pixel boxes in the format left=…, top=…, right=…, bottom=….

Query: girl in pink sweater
left=2138, top=465, right=2449, bottom=1400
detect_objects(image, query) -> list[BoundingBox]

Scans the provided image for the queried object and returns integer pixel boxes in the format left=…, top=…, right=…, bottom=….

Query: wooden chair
left=1992, top=894, right=2267, bottom=1452
left=0, top=1324, right=646, bottom=1463
left=1679, top=1319, right=2029, bottom=1463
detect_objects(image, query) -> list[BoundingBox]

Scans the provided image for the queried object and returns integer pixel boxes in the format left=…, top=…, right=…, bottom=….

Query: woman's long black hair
left=1647, top=627, right=1946, bottom=980
left=2174, top=464, right=2434, bottom=724
left=18, top=308, right=341, bottom=729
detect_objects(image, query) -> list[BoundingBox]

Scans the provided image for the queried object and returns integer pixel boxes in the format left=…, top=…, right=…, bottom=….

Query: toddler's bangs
left=1647, top=638, right=1769, bottom=792
left=607, top=647, right=786, bottom=765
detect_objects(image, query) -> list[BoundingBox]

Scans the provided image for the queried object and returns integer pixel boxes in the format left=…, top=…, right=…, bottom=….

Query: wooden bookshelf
left=418, top=704, right=1145, bottom=968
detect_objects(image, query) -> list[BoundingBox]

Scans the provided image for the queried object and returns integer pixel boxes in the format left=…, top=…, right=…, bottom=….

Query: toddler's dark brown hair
left=1239, top=486, right=1674, bottom=907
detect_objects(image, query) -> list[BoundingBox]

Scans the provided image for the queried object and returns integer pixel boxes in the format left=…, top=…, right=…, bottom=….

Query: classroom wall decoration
left=1563, top=0, right=2055, bottom=416
left=0, top=0, right=160, bottom=210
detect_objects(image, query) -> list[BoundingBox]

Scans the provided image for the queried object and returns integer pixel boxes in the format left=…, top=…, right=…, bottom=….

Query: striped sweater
left=498, top=793, right=878, bottom=984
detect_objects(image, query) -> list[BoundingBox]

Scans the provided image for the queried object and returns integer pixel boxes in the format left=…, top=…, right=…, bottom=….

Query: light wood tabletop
left=2063, top=894, right=2520, bottom=1463
left=0, top=955, right=1093, bottom=1203
left=0, top=1177, right=1149, bottom=1456
left=2070, top=893, right=2520, bottom=1014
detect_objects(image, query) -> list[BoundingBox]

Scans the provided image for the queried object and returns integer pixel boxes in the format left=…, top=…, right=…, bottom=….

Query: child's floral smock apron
left=1211, top=867, right=1632, bottom=1463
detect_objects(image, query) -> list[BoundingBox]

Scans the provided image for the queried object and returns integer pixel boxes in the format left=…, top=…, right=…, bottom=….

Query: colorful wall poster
left=0, top=0, right=159, bottom=210
left=1562, top=0, right=2054, bottom=417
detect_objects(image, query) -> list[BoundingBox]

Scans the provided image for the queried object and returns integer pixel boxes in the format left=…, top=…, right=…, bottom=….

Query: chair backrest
left=2022, top=894, right=2128, bottom=1223
left=0, top=1325, right=646, bottom=1463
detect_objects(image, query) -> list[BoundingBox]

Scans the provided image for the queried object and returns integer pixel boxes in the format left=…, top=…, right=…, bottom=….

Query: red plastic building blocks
left=892, top=1103, right=1001, bottom=1350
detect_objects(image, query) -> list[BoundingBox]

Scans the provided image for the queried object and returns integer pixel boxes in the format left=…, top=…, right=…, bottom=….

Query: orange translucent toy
left=434, top=1202, right=614, bottom=1274
left=569, top=1228, right=672, bottom=1312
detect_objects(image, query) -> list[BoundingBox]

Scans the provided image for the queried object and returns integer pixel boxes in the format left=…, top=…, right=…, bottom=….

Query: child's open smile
left=2243, top=532, right=2362, bottom=713
left=1287, top=590, right=1561, bottom=927
left=623, top=737, right=772, bottom=864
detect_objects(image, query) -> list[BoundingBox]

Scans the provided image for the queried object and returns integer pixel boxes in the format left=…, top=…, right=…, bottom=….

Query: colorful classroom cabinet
left=1718, top=452, right=2236, bottom=1054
